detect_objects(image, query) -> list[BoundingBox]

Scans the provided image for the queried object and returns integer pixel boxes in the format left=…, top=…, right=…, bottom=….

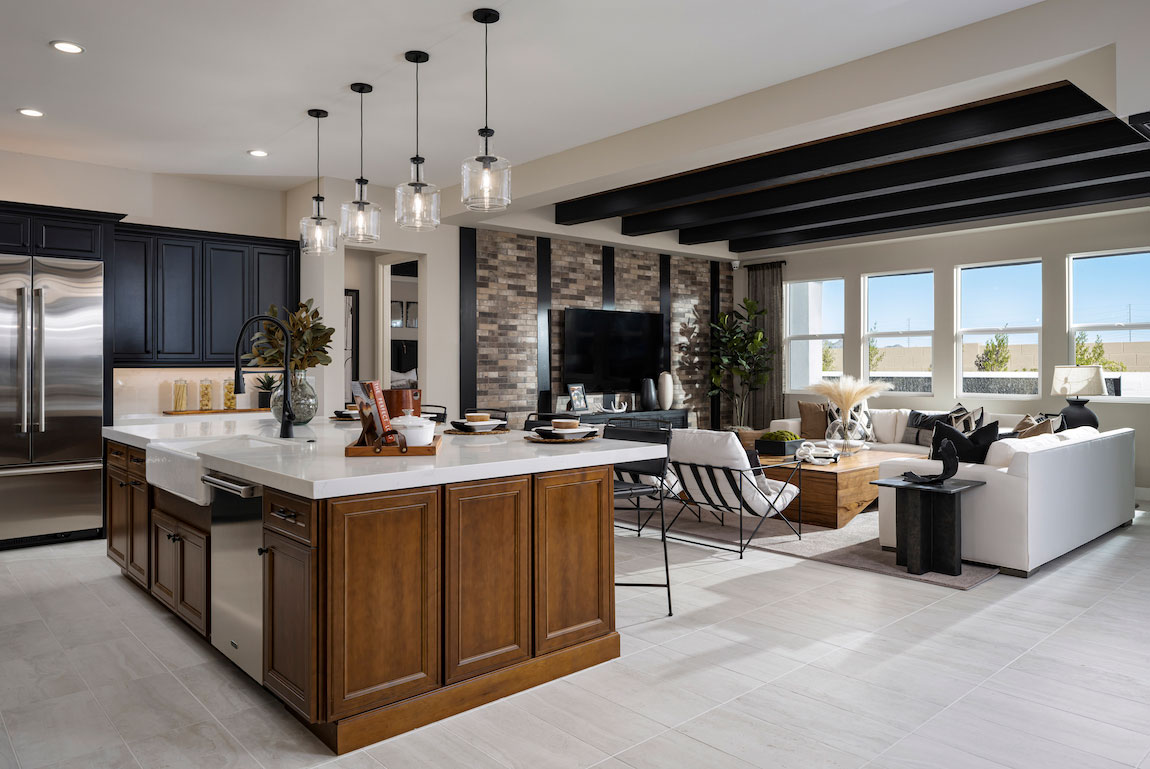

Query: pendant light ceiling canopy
left=396, top=50, right=441, bottom=231
left=300, top=108, right=338, bottom=255
left=340, top=82, right=382, bottom=244
left=461, top=8, right=511, bottom=212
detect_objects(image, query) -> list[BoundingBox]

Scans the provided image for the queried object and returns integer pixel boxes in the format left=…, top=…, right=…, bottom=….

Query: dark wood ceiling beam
left=679, top=147, right=1150, bottom=244
left=624, top=120, right=1143, bottom=236
left=729, top=177, right=1150, bottom=252
left=555, top=82, right=1109, bottom=225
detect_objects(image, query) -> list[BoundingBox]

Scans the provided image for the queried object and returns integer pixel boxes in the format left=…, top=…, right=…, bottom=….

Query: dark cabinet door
left=203, top=242, right=249, bottom=362
left=106, top=466, right=130, bottom=569
left=111, top=235, right=153, bottom=361
left=175, top=525, right=209, bottom=636
left=0, top=214, right=30, bottom=254
left=155, top=238, right=201, bottom=360
left=263, top=529, right=319, bottom=722
left=444, top=476, right=532, bottom=683
left=32, top=218, right=100, bottom=259
left=534, top=466, right=614, bottom=655
left=251, top=246, right=296, bottom=316
left=326, top=487, right=441, bottom=719
left=150, top=510, right=179, bottom=610
left=126, top=478, right=150, bottom=587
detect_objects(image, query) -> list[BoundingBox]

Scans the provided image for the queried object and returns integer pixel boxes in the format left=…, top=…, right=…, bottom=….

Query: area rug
left=628, top=507, right=998, bottom=590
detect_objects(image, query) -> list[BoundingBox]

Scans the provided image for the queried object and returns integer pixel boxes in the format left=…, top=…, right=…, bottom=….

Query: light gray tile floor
left=0, top=512, right=1147, bottom=768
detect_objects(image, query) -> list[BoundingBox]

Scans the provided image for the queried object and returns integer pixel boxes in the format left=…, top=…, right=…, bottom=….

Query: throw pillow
left=1017, top=419, right=1055, bottom=439
left=929, top=421, right=1000, bottom=463
left=797, top=401, right=829, bottom=440
left=902, top=405, right=966, bottom=446
left=1012, top=414, right=1040, bottom=432
left=949, top=405, right=984, bottom=433
left=827, top=400, right=877, bottom=442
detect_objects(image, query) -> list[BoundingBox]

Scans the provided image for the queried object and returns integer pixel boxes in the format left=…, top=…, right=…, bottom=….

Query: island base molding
left=306, top=632, right=619, bottom=753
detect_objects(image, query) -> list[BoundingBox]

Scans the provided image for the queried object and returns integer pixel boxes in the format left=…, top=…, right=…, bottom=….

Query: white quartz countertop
left=103, top=417, right=665, bottom=500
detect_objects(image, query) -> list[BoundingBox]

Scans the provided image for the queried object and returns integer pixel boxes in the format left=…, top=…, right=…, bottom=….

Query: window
left=1070, top=250, right=1150, bottom=398
left=957, top=261, right=1042, bottom=396
left=784, top=278, right=844, bottom=391
left=864, top=271, right=933, bottom=393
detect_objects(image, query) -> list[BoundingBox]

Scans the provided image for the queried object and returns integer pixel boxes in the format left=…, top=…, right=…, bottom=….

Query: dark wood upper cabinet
left=155, top=238, right=202, bottom=361
left=204, top=242, right=249, bottom=361
left=111, top=235, right=153, bottom=361
left=33, top=217, right=101, bottom=259
left=0, top=213, right=30, bottom=254
left=252, top=245, right=296, bottom=315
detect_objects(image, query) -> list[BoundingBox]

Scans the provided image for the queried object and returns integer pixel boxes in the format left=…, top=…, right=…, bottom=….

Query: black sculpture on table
left=901, top=438, right=959, bottom=485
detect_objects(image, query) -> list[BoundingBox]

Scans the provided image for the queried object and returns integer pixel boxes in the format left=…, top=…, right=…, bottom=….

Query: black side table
left=871, top=478, right=986, bottom=576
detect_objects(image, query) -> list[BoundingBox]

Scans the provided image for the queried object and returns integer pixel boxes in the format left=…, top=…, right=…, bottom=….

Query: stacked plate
left=533, top=425, right=598, bottom=440
left=449, top=419, right=507, bottom=433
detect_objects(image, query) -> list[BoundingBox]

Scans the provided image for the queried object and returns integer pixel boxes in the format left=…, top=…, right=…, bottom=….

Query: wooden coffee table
left=759, top=450, right=921, bottom=529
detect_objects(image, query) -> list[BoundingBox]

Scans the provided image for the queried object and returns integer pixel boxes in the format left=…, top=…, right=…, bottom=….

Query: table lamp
left=1050, top=364, right=1105, bottom=429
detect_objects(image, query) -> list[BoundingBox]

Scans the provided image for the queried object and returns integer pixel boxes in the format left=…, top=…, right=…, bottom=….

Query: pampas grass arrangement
left=809, top=375, right=892, bottom=417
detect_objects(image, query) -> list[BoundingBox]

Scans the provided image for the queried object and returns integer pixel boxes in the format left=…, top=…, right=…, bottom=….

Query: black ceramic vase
left=639, top=378, right=658, bottom=411
left=258, top=391, right=272, bottom=409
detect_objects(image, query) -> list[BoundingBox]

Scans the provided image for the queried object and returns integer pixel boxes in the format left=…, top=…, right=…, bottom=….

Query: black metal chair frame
left=420, top=404, right=448, bottom=423
left=664, top=459, right=802, bottom=558
left=606, top=424, right=673, bottom=617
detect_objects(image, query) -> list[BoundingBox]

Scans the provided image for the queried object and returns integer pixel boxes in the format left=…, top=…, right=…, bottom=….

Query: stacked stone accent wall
left=615, top=249, right=661, bottom=313
left=549, top=239, right=602, bottom=399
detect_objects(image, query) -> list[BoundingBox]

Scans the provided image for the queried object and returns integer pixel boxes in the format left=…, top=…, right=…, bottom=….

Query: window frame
left=862, top=269, right=934, bottom=397
left=955, top=259, right=1043, bottom=400
left=782, top=277, right=845, bottom=395
left=1067, top=246, right=1150, bottom=404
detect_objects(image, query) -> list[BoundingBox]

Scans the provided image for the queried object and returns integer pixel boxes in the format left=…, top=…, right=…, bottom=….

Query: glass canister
left=199, top=378, right=213, bottom=411
left=223, top=379, right=236, bottom=410
left=172, top=379, right=189, bottom=412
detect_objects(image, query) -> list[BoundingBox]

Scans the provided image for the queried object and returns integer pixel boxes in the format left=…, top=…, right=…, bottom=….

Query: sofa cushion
left=1057, top=426, right=1100, bottom=442
left=797, top=401, right=829, bottom=439
left=984, top=432, right=1063, bottom=468
left=929, top=422, right=1000, bottom=463
left=869, top=409, right=902, bottom=445
left=876, top=442, right=930, bottom=456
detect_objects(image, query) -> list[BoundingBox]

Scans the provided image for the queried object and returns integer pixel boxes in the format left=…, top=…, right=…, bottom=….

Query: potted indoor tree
left=709, top=297, right=774, bottom=435
left=245, top=299, right=334, bottom=425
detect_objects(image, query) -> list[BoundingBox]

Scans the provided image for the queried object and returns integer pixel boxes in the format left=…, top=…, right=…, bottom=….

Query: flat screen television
left=562, top=308, right=664, bottom=392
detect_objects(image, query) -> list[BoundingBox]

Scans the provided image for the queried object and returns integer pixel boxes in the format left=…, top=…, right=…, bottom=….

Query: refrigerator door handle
left=16, top=287, right=29, bottom=434
left=0, top=461, right=104, bottom=478
left=33, top=287, right=45, bottom=433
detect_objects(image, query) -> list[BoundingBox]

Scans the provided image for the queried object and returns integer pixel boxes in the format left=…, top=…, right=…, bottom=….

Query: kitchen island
left=101, top=417, right=665, bottom=753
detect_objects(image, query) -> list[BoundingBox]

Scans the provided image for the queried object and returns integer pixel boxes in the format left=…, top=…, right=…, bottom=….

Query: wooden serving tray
left=346, top=434, right=441, bottom=457
left=162, top=408, right=271, bottom=415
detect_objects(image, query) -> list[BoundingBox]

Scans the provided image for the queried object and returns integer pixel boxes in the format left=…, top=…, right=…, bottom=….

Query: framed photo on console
left=567, top=383, right=589, bottom=412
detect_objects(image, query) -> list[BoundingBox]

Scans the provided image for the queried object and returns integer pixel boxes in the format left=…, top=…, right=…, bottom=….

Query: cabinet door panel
left=534, top=466, right=614, bottom=655
left=32, top=218, right=100, bottom=258
left=126, top=479, right=150, bottom=587
left=106, top=466, right=129, bottom=568
left=150, top=511, right=178, bottom=610
left=264, top=529, right=319, bottom=722
left=251, top=246, right=296, bottom=315
left=155, top=238, right=201, bottom=360
left=327, top=488, right=440, bottom=719
left=176, top=525, right=209, bottom=636
left=112, top=235, right=152, bottom=361
left=445, top=476, right=531, bottom=683
left=203, top=242, right=248, bottom=361
left=0, top=214, right=30, bottom=255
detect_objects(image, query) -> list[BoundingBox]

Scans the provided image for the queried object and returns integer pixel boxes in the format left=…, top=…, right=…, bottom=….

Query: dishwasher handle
left=202, top=474, right=262, bottom=498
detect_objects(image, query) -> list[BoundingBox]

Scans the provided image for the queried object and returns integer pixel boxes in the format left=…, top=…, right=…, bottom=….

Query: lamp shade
left=1050, top=365, right=1106, bottom=397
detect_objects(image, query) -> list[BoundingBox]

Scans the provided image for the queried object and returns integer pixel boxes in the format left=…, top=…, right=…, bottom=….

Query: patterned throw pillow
left=826, top=400, right=876, bottom=442
left=901, top=405, right=968, bottom=446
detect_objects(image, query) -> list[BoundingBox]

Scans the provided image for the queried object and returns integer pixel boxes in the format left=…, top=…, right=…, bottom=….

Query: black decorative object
left=258, top=392, right=272, bottom=409
left=1059, top=397, right=1099, bottom=429
left=639, top=377, right=658, bottom=411
left=902, top=439, right=959, bottom=484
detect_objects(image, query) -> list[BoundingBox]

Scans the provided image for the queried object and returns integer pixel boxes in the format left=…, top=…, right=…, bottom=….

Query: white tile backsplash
left=112, top=368, right=267, bottom=420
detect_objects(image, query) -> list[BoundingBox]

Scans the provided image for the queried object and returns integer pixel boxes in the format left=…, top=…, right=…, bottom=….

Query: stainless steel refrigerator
left=0, top=255, right=104, bottom=547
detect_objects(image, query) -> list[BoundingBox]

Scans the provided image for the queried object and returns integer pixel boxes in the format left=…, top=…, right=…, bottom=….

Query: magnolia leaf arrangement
left=709, top=297, right=774, bottom=429
left=808, top=374, right=891, bottom=417
left=245, top=299, right=334, bottom=372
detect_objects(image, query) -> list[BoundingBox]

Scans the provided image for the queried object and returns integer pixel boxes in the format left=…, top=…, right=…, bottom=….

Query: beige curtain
left=747, top=261, right=784, bottom=427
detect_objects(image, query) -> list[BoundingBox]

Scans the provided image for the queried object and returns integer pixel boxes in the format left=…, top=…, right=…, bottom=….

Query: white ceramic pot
left=391, top=409, right=437, bottom=446
left=657, top=371, right=674, bottom=410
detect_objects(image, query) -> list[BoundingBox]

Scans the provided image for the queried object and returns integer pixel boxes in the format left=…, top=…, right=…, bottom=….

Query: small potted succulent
left=254, top=373, right=279, bottom=409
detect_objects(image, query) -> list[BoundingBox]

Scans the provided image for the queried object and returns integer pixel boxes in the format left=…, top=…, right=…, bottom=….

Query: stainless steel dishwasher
left=202, top=472, right=264, bottom=682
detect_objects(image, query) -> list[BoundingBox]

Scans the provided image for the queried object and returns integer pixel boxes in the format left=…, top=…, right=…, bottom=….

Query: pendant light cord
left=415, top=60, right=420, bottom=161
left=359, top=91, right=364, bottom=181
left=483, top=21, right=490, bottom=156
left=315, top=115, right=320, bottom=199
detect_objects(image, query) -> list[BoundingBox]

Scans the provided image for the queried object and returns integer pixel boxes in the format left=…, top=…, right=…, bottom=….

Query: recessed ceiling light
left=50, top=40, right=84, bottom=54
left=18, top=108, right=44, bottom=118
left=247, top=149, right=268, bottom=157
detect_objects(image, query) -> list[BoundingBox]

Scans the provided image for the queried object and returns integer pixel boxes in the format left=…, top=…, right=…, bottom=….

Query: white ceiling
left=0, top=0, right=1043, bottom=191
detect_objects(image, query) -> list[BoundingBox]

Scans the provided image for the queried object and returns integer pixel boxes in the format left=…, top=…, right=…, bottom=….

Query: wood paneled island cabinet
left=262, top=465, right=616, bottom=753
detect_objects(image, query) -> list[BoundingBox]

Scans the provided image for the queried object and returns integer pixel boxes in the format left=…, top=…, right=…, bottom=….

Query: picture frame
left=567, top=383, right=589, bottom=412
left=390, top=300, right=404, bottom=328
left=405, top=301, right=418, bottom=328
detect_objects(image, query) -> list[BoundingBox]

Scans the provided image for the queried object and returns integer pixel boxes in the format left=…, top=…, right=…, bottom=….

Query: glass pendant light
left=396, top=51, right=441, bottom=231
left=300, top=108, right=337, bottom=255
left=340, top=83, right=382, bottom=243
left=461, top=8, right=511, bottom=212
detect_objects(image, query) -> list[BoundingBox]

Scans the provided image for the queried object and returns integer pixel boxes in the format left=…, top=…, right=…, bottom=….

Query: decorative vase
left=271, top=370, right=318, bottom=425
left=825, top=414, right=866, bottom=457
left=639, top=378, right=658, bottom=411
left=657, top=371, right=674, bottom=410
left=257, top=391, right=272, bottom=409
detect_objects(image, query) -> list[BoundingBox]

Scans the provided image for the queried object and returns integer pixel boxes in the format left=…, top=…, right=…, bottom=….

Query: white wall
left=760, top=204, right=1150, bottom=488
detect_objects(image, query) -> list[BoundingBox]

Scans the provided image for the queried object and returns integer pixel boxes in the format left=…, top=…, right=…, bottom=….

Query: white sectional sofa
left=769, top=407, right=1025, bottom=453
